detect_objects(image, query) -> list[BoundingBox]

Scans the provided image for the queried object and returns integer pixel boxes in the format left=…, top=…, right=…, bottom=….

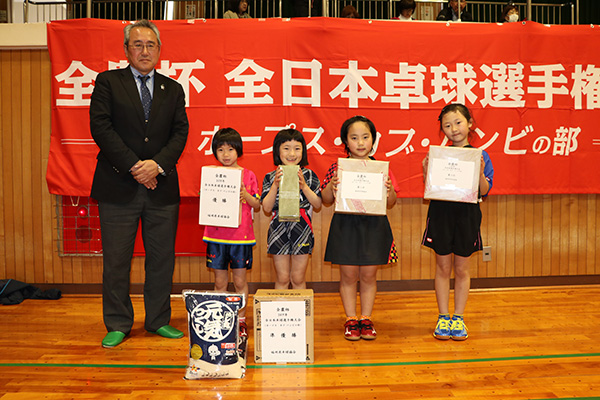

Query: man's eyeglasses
left=128, top=42, right=159, bottom=52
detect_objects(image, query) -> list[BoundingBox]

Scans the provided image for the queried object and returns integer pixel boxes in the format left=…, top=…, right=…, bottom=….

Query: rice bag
left=183, top=291, right=246, bottom=379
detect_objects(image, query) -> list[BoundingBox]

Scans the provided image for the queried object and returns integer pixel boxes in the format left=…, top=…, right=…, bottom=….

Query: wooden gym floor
left=1, top=286, right=599, bottom=399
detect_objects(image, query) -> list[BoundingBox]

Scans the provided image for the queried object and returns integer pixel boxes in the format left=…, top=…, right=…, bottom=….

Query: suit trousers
left=99, top=185, right=179, bottom=334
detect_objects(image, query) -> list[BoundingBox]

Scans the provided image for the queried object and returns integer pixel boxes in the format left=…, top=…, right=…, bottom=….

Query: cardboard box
left=424, top=145, right=482, bottom=204
left=335, top=158, right=389, bottom=215
left=199, top=166, right=242, bottom=228
left=253, top=289, right=314, bottom=363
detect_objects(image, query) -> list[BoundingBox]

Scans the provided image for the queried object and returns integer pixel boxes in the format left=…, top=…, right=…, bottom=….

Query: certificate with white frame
left=424, top=145, right=482, bottom=204
left=335, top=158, right=389, bottom=216
left=199, top=166, right=242, bottom=228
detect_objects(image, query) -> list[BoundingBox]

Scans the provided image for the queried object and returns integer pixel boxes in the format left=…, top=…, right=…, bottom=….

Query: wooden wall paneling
left=378, top=206, right=393, bottom=281
left=196, top=255, right=210, bottom=285
left=50, top=196, right=62, bottom=283
left=483, top=197, right=496, bottom=277
left=245, top=220, right=257, bottom=283
left=513, top=195, right=525, bottom=277
left=393, top=198, right=404, bottom=279
left=72, top=257, right=83, bottom=284
left=131, top=257, right=143, bottom=283
left=420, top=199, right=432, bottom=280
left=20, top=49, right=36, bottom=284
left=399, top=198, right=413, bottom=280
left=561, top=195, right=574, bottom=275
left=313, top=208, right=322, bottom=282
left=253, top=208, right=264, bottom=283
left=505, top=195, right=516, bottom=277
left=422, top=200, right=435, bottom=280
left=2, top=51, right=15, bottom=279
left=174, top=255, right=186, bottom=283
left=10, top=50, right=26, bottom=283
left=64, top=252, right=75, bottom=284
left=196, top=257, right=205, bottom=285
left=188, top=255, right=198, bottom=284
left=522, top=195, right=534, bottom=276
left=192, top=256, right=202, bottom=284
left=477, top=198, right=488, bottom=278
left=316, top=206, right=327, bottom=281
left=258, top=209, right=272, bottom=283
left=186, top=256, right=200, bottom=284
left=313, top=207, right=324, bottom=282
left=389, top=198, right=402, bottom=280
left=553, top=194, right=564, bottom=275
left=549, top=194, right=561, bottom=275
left=496, top=196, right=507, bottom=277
left=586, top=194, right=597, bottom=275
left=245, top=209, right=260, bottom=283
left=576, top=195, right=587, bottom=275
left=398, top=199, right=408, bottom=280
left=89, top=257, right=102, bottom=283
left=541, top=194, right=553, bottom=276
left=0, top=50, right=7, bottom=281
left=408, top=199, right=422, bottom=280
left=306, top=208, right=318, bottom=283
left=320, top=204, right=335, bottom=282
left=41, top=51, right=57, bottom=285
left=30, top=50, right=45, bottom=284
left=531, top=195, right=542, bottom=276
left=596, top=195, right=600, bottom=275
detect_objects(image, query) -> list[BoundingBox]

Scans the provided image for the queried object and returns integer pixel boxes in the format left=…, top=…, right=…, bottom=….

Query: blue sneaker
left=450, top=316, right=468, bottom=341
left=433, top=316, right=451, bottom=340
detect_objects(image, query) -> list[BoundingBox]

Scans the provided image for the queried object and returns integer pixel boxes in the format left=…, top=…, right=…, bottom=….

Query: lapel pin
left=161, top=84, right=165, bottom=90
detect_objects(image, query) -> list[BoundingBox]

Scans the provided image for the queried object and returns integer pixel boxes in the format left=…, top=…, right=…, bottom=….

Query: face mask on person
left=508, top=13, right=519, bottom=23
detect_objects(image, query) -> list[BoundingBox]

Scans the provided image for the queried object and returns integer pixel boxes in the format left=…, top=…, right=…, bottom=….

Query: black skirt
left=324, top=213, right=395, bottom=266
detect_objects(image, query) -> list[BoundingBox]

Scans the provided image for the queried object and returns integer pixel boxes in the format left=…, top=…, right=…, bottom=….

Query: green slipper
left=153, top=325, right=184, bottom=339
left=102, top=331, right=126, bottom=348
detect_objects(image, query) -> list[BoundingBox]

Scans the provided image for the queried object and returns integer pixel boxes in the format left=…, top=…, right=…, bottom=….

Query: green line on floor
left=1, top=352, right=599, bottom=370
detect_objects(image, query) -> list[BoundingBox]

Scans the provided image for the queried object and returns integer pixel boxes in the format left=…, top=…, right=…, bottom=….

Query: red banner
left=47, top=18, right=600, bottom=197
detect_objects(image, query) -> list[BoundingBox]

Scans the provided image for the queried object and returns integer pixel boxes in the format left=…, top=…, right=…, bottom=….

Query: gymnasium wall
left=1, top=45, right=599, bottom=293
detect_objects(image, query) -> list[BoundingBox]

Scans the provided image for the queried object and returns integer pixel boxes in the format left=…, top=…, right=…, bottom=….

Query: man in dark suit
left=90, top=19, right=189, bottom=348
left=436, top=0, right=473, bottom=21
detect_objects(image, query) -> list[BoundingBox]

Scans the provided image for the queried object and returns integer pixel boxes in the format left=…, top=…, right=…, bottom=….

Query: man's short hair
left=124, top=19, right=162, bottom=46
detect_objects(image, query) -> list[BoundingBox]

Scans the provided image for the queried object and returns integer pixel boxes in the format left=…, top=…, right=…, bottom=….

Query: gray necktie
left=138, top=75, right=152, bottom=122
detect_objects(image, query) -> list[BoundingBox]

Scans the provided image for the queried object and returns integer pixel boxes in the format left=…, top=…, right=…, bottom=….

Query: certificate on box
left=335, top=158, right=388, bottom=215
left=424, top=146, right=482, bottom=204
left=260, top=301, right=307, bottom=363
left=199, top=166, right=242, bottom=228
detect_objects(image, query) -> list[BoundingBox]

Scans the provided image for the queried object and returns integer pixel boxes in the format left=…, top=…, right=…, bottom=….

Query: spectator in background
left=341, top=5, right=360, bottom=18
left=500, top=4, right=519, bottom=23
left=224, top=0, right=251, bottom=18
left=292, top=0, right=321, bottom=17
left=436, top=0, right=473, bottom=21
left=397, top=0, right=416, bottom=20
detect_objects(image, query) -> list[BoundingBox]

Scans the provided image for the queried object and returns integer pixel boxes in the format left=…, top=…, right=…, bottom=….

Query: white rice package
left=183, top=291, right=247, bottom=379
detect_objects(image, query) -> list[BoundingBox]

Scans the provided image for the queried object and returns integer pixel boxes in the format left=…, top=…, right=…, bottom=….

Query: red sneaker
left=344, top=319, right=361, bottom=341
left=359, top=319, right=377, bottom=340
left=239, top=321, right=248, bottom=338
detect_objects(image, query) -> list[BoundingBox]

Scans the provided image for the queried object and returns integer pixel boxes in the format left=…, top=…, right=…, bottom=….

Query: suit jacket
left=436, top=6, right=473, bottom=21
left=90, top=66, right=189, bottom=205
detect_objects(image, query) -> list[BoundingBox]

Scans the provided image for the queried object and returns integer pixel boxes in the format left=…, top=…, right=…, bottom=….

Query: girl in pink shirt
left=202, top=128, right=260, bottom=337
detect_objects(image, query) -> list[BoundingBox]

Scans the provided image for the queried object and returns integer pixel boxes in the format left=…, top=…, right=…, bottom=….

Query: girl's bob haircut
left=211, top=127, right=243, bottom=159
left=272, top=128, right=309, bottom=167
